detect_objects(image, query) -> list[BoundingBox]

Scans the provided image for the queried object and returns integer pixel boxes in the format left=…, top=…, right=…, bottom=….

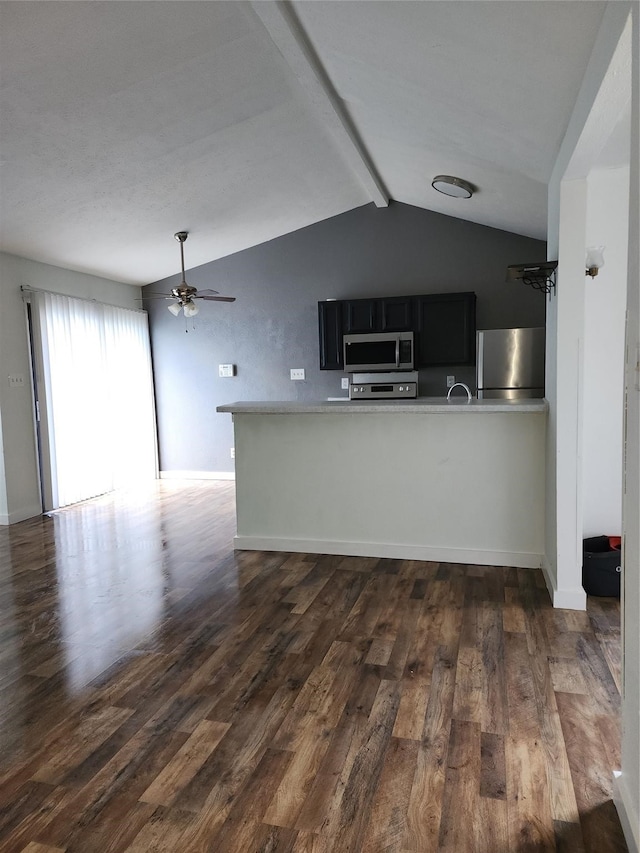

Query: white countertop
left=216, top=397, right=548, bottom=415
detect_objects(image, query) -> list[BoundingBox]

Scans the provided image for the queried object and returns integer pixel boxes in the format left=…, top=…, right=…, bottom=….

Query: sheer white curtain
left=31, top=291, right=157, bottom=510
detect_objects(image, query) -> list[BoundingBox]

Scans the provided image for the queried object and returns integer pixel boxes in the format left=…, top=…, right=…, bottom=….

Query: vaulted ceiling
left=1, top=1, right=610, bottom=285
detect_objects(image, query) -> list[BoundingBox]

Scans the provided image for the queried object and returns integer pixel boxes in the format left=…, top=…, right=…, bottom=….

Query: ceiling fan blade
left=142, top=294, right=176, bottom=299
left=196, top=295, right=236, bottom=303
left=196, top=288, right=220, bottom=296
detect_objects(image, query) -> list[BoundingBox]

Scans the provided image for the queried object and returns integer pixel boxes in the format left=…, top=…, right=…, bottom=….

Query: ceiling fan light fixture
left=183, top=300, right=199, bottom=318
left=167, top=302, right=182, bottom=316
left=431, top=175, right=475, bottom=199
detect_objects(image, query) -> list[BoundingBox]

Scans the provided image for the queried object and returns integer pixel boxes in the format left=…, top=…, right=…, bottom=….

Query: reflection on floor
left=0, top=481, right=627, bottom=851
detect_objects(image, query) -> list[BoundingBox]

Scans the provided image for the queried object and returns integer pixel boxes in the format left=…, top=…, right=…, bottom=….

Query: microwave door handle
left=395, top=337, right=400, bottom=368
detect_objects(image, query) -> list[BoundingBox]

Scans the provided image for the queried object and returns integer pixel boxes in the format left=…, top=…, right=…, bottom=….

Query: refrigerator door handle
left=476, top=331, right=484, bottom=394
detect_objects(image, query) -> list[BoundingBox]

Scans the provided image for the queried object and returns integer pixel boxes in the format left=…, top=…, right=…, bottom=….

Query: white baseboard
left=552, top=586, right=587, bottom=610
left=159, top=470, right=235, bottom=481
left=613, top=771, right=639, bottom=853
left=0, top=504, right=42, bottom=526
left=541, top=557, right=587, bottom=610
left=233, top=535, right=542, bottom=568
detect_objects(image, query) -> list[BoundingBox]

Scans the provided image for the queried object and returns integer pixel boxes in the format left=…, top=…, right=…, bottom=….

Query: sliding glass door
left=29, top=290, right=157, bottom=510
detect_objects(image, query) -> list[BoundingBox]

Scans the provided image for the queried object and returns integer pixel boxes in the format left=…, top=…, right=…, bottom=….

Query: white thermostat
left=218, top=364, right=236, bottom=378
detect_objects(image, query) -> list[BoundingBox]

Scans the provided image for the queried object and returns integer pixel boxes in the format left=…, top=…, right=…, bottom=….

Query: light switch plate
left=290, top=368, right=305, bottom=380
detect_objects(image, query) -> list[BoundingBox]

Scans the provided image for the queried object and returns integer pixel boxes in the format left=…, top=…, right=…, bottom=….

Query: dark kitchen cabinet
left=342, top=299, right=377, bottom=334
left=416, top=292, right=476, bottom=366
left=318, top=291, right=476, bottom=369
left=380, top=296, right=414, bottom=331
left=318, top=301, right=343, bottom=370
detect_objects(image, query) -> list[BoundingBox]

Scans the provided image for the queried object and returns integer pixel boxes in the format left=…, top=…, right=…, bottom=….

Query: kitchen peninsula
left=216, top=398, right=547, bottom=569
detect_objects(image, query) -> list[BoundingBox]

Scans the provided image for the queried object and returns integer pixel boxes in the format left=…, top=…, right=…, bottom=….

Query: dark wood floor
left=0, top=481, right=627, bottom=852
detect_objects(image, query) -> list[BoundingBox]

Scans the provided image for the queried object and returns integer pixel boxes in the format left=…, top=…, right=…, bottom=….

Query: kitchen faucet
left=447, top=382, right=472, bottom=402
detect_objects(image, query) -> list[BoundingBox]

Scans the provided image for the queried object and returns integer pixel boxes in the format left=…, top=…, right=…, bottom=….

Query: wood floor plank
left=360, top=736, right=419, bottom=853
left=138, top=719, right=230, bottom=807
left=210, top=747, right=293, bottom=851
left=556, top=690, right=628, bottom=853
left=402, top=646, right=458, bottom=852
left=263, top=726, right=332, bottom=828
left=505, top=735, right=556, bottom=852
left=451, top=644, right=483, bottom=725
left=0, top=781, right=58, bottom=841
left=123, top=805, right=195, bottom=853
left=475, top=794, right=510, bottom=852
left=502, top=584, right=527, bottom=633
left=480, top=731, right=506, bottom=800
left=549, top=655, right=588, bottom=695
left=518, top=573, right=582, bottom=824
left=0, top=785, right=71, bottom=853
left=554, top=818, right=587, bottom=853
left=437, top=719, right=481, bottom=852
left=381, top=596, right=421, bottom=681
left=292, top=726, right=352, bottom=833
left=479, top=603, right=507, bottom=735
left=30, top=705, right=134, bottom=786
left=328, top=679, right=402, bottom=852
left=392, top=674, right=431, bottom=741
left=0, top=482, right=627, bottom=853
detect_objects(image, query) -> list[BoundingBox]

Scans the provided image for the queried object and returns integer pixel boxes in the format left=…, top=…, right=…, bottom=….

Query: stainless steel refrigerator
left=476, top=327, right=545, bottom=399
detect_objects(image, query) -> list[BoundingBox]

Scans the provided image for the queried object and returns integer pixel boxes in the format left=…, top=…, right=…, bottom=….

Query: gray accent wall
left=144, top=201, right=546, bottom=474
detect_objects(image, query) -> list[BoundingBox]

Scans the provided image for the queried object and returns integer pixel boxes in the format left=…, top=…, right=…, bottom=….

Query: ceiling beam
left=251, top=0, right=389, bottom=208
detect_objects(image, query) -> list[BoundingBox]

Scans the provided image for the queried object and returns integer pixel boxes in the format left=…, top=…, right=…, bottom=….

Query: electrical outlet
left=8, top=374, right=25, bottom=388
left=446, top=375, right=455, bottom=388
left=290, top=368, right=305, bottom=381
left=341, top=377, right=349, bottom=390
left=230, top=447, right=235, bottom=459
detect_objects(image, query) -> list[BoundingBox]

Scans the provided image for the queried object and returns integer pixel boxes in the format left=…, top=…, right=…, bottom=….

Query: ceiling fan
left=146, top=232, right=236, bottom=317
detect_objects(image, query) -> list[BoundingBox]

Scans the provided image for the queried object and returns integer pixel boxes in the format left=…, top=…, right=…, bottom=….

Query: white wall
left=546, top=3, right=638, bottom=848
left=0, top=252, right=141, bottom=526
left=546, top=2, right=632, bottom=608
left=546, top=176, right=589, bottom=609
left=583, top=166, right=629, bottom=537
left=618, top=3, right=639, bottom=845
left=0, top=407, right=6, bottom=520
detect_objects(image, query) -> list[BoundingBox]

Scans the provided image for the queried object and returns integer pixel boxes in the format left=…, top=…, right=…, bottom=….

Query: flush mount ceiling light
left=431, top=175, right=475, bottom=199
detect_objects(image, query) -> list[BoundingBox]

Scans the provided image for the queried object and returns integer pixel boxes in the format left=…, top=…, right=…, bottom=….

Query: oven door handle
left=395, top=336, right=400, bottom=368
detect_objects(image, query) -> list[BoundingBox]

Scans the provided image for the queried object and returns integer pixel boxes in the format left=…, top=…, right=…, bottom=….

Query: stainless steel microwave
left=343, top=331, right=414, bottom=372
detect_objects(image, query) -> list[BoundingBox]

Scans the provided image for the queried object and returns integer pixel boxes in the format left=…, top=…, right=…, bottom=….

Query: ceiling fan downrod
left=174, top=231, right=189, bottom=284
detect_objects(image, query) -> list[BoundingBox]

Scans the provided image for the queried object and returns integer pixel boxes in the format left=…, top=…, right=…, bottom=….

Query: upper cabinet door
left=416, top=293, right=476, bottom=366
left=343, top=299, right=377, bottom=334
left=318, top=301, right=344, bottom=370
left=380, top=296, right=414, bottom=332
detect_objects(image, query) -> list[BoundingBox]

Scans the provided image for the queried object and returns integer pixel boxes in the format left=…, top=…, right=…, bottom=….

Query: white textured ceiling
left=0, top=1, right=608, bottom=285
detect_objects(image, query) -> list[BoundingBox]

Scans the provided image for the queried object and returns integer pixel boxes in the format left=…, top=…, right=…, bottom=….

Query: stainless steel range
left=349, top=371, right=418, bottom=400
